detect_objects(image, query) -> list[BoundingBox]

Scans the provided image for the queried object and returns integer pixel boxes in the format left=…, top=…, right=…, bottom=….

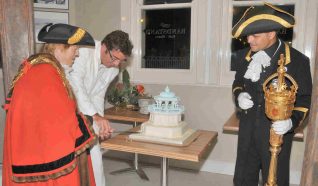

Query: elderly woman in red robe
left=3, top=23, right=97, bottom=186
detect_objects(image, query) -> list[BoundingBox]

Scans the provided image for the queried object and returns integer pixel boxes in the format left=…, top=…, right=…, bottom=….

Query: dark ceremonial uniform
left=232, top=40, right=312, bottom=186
left=2, top=54, right=97, bottom=186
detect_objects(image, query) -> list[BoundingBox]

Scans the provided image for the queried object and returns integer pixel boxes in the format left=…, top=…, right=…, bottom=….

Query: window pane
left=144, top=0, right=192, bottom=5
left=231, top=5, right=295, bottom=52
left=142, top=8, right=191, bottom=69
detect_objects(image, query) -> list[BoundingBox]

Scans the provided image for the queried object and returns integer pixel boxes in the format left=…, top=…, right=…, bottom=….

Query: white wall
left=71, top=0, right=121, bottom=40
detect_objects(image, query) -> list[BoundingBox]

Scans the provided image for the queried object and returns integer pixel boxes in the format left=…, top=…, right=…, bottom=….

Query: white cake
left=150, top=112, right=182, bottom=126
left=129, top=87, right=197, bottom=146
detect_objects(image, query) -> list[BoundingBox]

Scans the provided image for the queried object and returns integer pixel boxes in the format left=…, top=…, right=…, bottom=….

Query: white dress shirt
left=70, top=40, right=119, bottom=116
left=69, top=40, right=119, bottom=186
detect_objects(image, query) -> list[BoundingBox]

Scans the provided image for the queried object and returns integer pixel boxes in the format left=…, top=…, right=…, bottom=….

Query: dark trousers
left=234, top=127, right=293, bottom=186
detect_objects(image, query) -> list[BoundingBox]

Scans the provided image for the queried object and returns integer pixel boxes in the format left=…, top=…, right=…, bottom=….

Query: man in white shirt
left=70, top=30, right=133, bottom=186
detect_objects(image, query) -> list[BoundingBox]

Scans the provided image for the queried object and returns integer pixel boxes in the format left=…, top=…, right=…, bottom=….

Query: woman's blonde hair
left=39, top=43, right=75, bottom=99
left=40, top=43, right=71, bottom=55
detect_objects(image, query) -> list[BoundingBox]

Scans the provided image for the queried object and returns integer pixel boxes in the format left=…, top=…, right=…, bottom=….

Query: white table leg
left=161, top=157, right=169, bottom=186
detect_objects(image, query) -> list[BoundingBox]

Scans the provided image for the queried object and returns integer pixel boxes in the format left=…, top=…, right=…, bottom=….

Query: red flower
left=135, top=84, right=145, bottom=95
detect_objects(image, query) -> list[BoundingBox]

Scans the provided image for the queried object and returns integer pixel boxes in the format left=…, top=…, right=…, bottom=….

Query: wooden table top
left=104, top=107, right=149, bottom=123
left=101, top=127, right=218, bottom=162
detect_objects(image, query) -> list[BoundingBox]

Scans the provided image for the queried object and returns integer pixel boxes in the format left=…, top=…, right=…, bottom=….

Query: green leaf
left=122, top=69, right=130, bottom=87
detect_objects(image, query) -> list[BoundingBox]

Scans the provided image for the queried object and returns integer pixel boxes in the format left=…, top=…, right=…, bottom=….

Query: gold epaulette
left=233, top=87, right=243, bottom=94
left=244, top=42, right=291, bottom=65
left=293, top=107, right=309, bottom=126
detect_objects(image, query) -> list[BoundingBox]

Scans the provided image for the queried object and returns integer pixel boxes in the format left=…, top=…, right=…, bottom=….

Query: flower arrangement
left=107, top=69, right=150, bottom=108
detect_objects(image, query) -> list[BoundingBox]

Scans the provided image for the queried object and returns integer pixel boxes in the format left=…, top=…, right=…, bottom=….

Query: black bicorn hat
left=38, top=23, right=95, bottom=46
left=232, top=2, right=295, bottom=38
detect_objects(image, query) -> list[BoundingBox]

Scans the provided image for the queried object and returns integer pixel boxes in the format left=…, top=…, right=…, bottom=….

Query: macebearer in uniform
left=231, top=3, right=312, bottom=186
left=2, top=23, right=97, bottom=186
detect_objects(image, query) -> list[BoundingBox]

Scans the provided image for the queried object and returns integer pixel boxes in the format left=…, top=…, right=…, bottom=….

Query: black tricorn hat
left=38, top=23, right=95, bottom=46
left=232, top=2, right=295, bottom=38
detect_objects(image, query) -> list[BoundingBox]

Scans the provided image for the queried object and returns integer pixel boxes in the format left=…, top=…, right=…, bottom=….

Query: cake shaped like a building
left=129, top=87, right=198, bottom=146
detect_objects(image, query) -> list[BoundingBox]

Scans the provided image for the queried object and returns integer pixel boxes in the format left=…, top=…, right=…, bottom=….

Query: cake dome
left=148, top=86, right=185, bottom=113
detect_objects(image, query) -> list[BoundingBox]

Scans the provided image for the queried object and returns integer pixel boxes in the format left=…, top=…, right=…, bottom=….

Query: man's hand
left=238, top=92, right=254, bottom=110
left=272, top=119, right=292, bottom=135
left=93, top=114, right=114, bottom=140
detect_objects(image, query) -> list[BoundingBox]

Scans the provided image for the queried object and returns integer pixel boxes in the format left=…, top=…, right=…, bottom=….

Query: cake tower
left=129, top=87, right=198, bottom=146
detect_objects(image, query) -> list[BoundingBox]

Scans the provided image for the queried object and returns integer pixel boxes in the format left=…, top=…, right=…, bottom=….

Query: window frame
left=123, top=0, right=204, bottom=85
left=121, top=0, right=311, bottom=86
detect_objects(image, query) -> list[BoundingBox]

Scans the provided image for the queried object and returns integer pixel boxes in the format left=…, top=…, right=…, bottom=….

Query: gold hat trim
left=232, top=6, right=255, bottom=31
left=68, top=28, right=86, bottom=45
left=264, top=2, right=295, bottom=19
left=233, top=14, right=294, bottom=38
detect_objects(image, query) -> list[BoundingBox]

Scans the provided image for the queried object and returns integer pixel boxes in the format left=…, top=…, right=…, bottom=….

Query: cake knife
left=111, top=130, right=142, bottom=134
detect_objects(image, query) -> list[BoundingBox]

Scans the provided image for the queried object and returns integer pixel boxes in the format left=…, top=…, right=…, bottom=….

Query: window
left=142, top=8, right=191, bottom=69
left=122, top=0, right=310, bottom=85
left=123, top=0, right=200, bottom=84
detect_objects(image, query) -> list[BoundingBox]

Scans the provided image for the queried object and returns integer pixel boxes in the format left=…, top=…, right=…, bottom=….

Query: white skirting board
left=199, top=160, right=301, bottom=185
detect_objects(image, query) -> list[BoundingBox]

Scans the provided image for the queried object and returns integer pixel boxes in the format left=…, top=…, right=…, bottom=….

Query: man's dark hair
left=102, top=30, right=133, bottom=56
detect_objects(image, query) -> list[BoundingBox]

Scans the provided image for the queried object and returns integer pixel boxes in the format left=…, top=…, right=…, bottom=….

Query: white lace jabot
left=244, top=50, right=271, bottom=82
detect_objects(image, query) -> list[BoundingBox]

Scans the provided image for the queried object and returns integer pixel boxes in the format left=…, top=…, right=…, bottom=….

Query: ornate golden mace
left=263, top=54, right=298, bottom=186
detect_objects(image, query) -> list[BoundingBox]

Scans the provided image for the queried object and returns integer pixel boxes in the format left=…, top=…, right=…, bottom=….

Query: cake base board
left=129, top=129, right=199, bottom=147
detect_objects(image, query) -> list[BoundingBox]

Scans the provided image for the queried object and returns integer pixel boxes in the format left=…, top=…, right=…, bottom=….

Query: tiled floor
left=103, top=155, right=299, bottom=186
left=0, top=158, right=299, bottom=186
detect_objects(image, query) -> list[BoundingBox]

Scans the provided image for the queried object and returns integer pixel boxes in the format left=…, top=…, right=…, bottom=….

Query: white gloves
left=238, top=92, right=254, bottom=110
left=244, top=51, right=271, bottom=82
left=272, top=119, right=293, bottom=135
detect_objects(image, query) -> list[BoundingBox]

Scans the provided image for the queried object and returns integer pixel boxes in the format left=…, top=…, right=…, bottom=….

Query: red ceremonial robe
left=2, top=54, right=96, bottom=186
